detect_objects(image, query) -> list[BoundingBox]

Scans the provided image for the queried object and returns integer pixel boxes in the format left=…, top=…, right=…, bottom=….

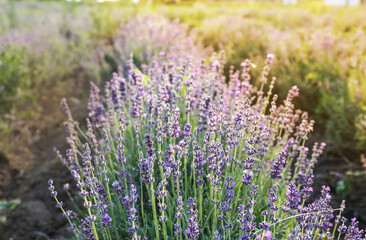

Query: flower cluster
left=49, top=52, right=366, bottom=240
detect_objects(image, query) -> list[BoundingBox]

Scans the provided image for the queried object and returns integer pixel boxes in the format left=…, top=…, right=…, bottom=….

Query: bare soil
left=313, top=154, right=366, bottom=229
left=0, top=83, right=88, bottom=240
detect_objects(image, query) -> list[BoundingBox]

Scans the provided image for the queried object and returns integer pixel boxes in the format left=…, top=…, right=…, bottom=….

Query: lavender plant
left=50, top=53, right=366, bottom=239
left=113, top=15, right=208, bottom=69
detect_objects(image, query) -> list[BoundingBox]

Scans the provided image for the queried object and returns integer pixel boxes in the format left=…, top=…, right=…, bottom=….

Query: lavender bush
left=113, top=15, right=208, bottom=69
left=50, top=53, right=365, bottom=239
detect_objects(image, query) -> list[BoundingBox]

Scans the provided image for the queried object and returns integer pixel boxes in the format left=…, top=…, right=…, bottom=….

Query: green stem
left=54, top=196, right=80, bottom=240
left=199, top=185, right=203, bottom=228
left=140, top=175, right=146, bottom=230
left=84, top=196, right=99, bottom=240
left=150, top=182, right=160, bottom=240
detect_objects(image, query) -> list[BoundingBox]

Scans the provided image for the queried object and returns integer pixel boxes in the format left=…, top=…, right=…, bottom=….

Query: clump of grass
left=50, top=53, right=365, bottom=239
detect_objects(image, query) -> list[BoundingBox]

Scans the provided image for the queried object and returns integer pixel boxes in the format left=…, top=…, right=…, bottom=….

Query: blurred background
left=0, top=0, right=366, bottom=239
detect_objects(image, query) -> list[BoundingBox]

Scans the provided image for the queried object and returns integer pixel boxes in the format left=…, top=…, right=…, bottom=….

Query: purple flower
left=242, top=170, right=253, bottom=186
left=270, top=148, right=287, bottom=179
left=185, top=216, right=199, bottom=239
left=48, top=179, right=57, bottom=198
left=125, top=184, right=139, bottom=237
left=81, top=218, right=96, bottom=240
left=286, top=182, right=300, bottom=210
left=55, top=201, right=63, bottom=208
left=139, top=154, right=155, bottom=184
left=101, top=213, right=112, bottom=228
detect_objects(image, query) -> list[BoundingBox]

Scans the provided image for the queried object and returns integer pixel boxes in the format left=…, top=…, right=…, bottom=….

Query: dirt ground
left=0, top=84, right=88, bottom=240
left=0, top=87, right=365, bottom=240
left=313, top=156, right=366, bottom=229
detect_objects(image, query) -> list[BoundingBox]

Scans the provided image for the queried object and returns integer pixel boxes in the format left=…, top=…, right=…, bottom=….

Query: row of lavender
left=0, top=3, right=105, bottom=138
left=50, top=40, right=365, bottom=240
left=0, top=3, right=204, bottom=141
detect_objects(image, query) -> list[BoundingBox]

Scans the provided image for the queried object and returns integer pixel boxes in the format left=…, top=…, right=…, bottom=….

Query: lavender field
left=0, top=1, right=366, bottom=239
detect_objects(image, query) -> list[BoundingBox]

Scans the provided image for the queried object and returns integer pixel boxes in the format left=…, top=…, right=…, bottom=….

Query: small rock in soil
left=24, top=200, right=52, bottom=226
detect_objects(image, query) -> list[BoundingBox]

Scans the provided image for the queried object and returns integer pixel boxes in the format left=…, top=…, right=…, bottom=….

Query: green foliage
left=0, top=45, right=30, bottom=113
left=0, top=199, right=21, bottom=211
left=335, top=154, right=366, bottom=197
left=0, top=199, right=21, bottom=224
left=335, top=179, right=352, bottom=196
